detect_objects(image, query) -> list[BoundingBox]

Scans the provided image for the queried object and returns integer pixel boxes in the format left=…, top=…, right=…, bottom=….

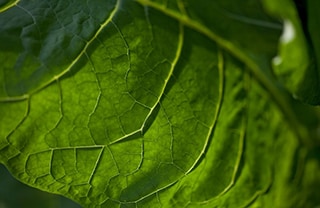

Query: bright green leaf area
left=1, top=0, right=320, bottom=207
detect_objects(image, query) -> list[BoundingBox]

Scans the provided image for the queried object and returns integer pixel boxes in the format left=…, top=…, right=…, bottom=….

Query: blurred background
left=0, top=164, right=81, bottom=208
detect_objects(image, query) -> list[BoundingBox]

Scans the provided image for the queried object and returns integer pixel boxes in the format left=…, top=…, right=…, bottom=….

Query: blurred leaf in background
left=0, top=164, right=81, bottom=208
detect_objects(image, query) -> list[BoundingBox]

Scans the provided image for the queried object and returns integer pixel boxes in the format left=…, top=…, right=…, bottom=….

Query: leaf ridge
left=136, top=0, right=309, bottom=148
left=0, top=0, right=20, bottom=13
left=1, top=0, right=121, bottom=102
left=184, top=49, right=225, bottom=175
left=2, top=98, right=30, bottom=160
left=109, top=21, right=185, bottom=145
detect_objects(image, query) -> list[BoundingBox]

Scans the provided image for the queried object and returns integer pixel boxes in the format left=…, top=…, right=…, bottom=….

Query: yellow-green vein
left=136, top=0, right=309, bottom=148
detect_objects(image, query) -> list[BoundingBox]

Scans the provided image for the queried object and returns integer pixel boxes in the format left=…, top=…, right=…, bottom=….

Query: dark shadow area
left=293, top=0, right=320, bottom=105
left=293, top=0, right=307, bottom=31
left=0, top=164, right=82, bottom=208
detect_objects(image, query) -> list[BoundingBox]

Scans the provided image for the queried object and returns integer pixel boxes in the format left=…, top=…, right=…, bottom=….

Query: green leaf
left=1, top=0, right=320, bottom=207
left=263, top=0, right=320, bottom=104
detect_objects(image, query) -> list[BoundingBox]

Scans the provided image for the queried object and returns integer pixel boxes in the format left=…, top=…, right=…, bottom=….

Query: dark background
left=0, top=164, right=81, bottom=208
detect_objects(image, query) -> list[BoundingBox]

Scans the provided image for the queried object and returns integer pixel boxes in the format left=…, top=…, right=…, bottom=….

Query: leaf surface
left=1, top=0, right=320, bottom=207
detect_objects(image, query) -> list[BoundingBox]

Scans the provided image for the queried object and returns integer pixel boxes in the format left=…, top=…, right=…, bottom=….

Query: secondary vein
left=23, top=0, right=122, bottom=98
left=136, top=0, right=309, bottom=147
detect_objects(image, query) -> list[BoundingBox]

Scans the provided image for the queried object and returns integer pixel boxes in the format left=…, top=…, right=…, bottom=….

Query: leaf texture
left=1, top=0, right=320, bottom=207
